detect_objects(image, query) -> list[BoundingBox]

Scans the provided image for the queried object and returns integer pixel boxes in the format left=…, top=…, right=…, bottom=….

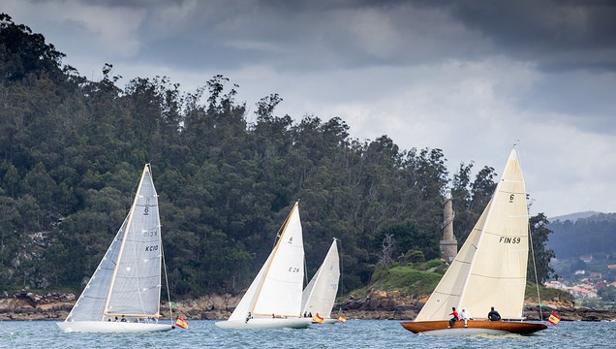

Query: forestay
left=416, top=149, right=529, bottom=321
left=301, top=239, right=340, bottom=317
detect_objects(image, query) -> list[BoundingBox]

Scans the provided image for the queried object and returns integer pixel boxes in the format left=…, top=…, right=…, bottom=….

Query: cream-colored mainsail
left=301, top=239, right=340, bottom=318
left=227, top=202, right=305, bottom=320
left=416, top=149, right=529, bottom=321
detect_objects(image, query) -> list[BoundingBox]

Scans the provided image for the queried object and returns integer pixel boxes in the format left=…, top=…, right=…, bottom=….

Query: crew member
left=448, top=307, right=459, bottom=328
left=487, top=306, right=501, bottom=321
left=459, top=308, right=471, bottom=328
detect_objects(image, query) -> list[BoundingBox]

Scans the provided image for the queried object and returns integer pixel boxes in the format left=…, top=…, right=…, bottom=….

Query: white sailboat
left=57, top=164, right=174, bottom=333
left=401, top=149, right=547, bottom=335
left=215, top=202, right=312, bottom=329
left=302, top=239, right=340, bottom=324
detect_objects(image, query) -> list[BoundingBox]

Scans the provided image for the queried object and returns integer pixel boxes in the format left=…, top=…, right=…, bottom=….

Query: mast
left=102, top=164, right=149, bottom=320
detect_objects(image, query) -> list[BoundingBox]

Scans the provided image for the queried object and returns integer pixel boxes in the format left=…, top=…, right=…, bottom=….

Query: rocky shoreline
left=2, top=290, right=615, bottom=322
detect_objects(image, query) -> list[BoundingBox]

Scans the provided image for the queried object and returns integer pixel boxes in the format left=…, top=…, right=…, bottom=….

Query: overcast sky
left=4, top=0, right=616, bottom=217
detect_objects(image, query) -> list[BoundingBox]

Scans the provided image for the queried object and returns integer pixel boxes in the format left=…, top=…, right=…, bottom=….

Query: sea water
left=0, top=320, right=614, bottom=349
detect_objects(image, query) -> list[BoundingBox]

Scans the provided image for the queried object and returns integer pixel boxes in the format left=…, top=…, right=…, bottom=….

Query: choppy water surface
left=1, top=320, right=615, bottom=349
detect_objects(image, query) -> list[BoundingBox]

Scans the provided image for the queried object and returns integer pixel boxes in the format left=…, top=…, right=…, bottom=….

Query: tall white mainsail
left=105, top=164, right=162, bottom=318
left=416, top=149, right=529, bottom=321
left=228, top=202, right=305, bottom=320
left=301, top=239, right=340, bottom=317
left=67, top=165, right=163, bottom=321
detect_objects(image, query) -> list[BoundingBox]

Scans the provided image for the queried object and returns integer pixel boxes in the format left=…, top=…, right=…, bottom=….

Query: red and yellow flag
left=175, top=315, right=189, bottom=329
left=547, top=311, right=560, bottom=326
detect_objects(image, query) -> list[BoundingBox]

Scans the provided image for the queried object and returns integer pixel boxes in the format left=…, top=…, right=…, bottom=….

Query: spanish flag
left=312, top=313, right=325, bottom=324
left=547, top=311, right=560, bottom=326
left=175, top=315, right=189, bottom=329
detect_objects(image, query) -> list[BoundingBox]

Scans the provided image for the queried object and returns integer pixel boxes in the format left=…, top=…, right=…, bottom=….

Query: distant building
left=580, top=255, right=593, bottom=263
left=607, top=264, right=616, bottom=270
left=439, top=196, right=457, bottom=263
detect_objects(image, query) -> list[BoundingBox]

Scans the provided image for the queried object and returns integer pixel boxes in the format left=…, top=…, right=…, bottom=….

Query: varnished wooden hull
left=400, top=320, right=547, bottom=336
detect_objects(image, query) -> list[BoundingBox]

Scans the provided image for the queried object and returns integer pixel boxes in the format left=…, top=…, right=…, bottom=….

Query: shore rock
left=1, top=290, right=614, bottom=321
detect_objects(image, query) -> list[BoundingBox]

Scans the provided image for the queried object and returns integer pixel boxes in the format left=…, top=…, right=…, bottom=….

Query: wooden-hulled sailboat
left=401, top=149, right=547, bottom=336
left=215, top=202, right=312, bottom=330
left=57, top=165, right=174, bottom=333
left=302, top=239, right=340, bottom=324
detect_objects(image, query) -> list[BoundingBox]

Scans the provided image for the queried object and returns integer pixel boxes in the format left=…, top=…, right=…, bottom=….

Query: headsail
left=301, top=239, right=340, bottom=317
left=416, top=149, right=529, bottom=321
left=227, top=252, right=273, bottom=321
left=104, top=164, right=163, bottom=318
left=415, top=202, right=490, bottom=321
left=66, top=218, right=127, bottom=321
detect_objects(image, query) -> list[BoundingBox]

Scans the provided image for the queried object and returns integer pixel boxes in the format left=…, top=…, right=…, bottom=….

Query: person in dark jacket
left=448, top=307, right=459, bottom=328
left=487, top=306, right=501, bottom=321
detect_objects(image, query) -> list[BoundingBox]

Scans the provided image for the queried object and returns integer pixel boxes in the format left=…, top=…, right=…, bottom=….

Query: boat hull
left=57, top=321, right=174, bottom=333
left=215, top=318, right=312, bottom=329
left=400, top=320, right=547, bottom=336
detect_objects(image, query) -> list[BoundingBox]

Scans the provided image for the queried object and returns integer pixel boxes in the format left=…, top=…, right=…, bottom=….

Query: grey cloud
left=435, top=0, right=616, bottom=71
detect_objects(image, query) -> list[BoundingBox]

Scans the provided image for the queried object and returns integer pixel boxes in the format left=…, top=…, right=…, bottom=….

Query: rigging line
left=304, top=254, right=308, bottom=285
left=528, top=219, right=543, bottom=321
left=338, top=238, right=344, bottom=315
left=161, top=236, right=173, bottom=321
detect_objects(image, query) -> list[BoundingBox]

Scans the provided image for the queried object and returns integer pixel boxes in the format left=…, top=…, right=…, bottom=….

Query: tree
left=528, top=213, right=555, bottom=283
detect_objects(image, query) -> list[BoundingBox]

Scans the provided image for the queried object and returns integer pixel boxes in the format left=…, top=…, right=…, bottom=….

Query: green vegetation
left=0, top=14, right=555, bottom=298
left=349, top=260, right=446, bottom=298
left=524, top=282, right=574, bottom=304
left=349, top=261, right=570, bottom=304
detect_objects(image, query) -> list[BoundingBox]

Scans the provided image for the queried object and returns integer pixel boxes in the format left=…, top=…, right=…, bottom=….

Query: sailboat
left=302, top=239, right=340, bottom=324
left=215, top=202, right=312, bottom=330
left=401, top=149, right=547, bottom=335
left=57, top=164, right=174, bottom=333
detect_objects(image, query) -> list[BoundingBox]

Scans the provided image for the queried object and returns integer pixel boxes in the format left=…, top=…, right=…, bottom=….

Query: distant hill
left=548, top=212, right=616, bottom=258
left=550, top=211, right=603, bottom=223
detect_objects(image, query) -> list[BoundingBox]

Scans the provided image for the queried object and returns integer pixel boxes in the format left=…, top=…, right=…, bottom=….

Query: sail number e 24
left=499, top=236, right=521, bottom=244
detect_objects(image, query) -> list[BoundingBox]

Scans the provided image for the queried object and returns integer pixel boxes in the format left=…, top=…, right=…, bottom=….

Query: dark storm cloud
left=21, top=0, right=616, bottom=72
left=428, top=0, right=616, bottom=71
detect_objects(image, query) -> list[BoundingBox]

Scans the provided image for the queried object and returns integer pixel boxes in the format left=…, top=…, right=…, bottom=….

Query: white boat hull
left=57, top=321, right=174, bottom=333
left=215, top=318, right=312, bottom=329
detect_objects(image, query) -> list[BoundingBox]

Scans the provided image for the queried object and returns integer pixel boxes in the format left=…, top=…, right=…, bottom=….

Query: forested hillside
left=549, top=213, right=616, bottom=258
left=0, top=14, right=553, bottom=297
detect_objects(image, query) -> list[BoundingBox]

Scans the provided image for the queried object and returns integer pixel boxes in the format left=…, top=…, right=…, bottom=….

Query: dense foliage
left=0, top=14, right=553, bottom=297
left=548, top=213, right=616, bottom=258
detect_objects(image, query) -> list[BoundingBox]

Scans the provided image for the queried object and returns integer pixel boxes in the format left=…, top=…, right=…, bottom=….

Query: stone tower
left=440, top=196, right=457, bottom=262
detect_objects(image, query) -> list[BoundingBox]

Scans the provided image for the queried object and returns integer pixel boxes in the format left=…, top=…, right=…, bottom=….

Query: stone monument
left=440, top=196, right=457, bottom=262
